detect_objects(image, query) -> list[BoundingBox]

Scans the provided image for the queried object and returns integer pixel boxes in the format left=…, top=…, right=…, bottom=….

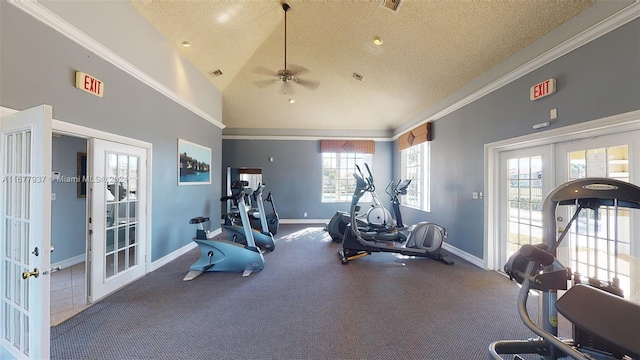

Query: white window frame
left=322, top=152, right=373, bottom=203
left=401, top=142, right=431, bottom=211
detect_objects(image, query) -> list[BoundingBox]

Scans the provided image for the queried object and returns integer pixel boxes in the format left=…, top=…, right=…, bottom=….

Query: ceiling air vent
left=209, top=69, right=223, bottom=77
left=379, top=0, right=401, bottom=13
left=352, top=73, right=363, bottom=81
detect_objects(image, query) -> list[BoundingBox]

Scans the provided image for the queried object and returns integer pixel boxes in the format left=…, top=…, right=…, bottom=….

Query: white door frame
left=484, top=110, right=640, bottom=270
left=0, top=106, right=153, bottom=289
left=52, top=121, right=153, bottom=281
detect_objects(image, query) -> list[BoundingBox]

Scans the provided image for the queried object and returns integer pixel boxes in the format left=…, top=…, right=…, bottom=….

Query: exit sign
left=530, top=78, right=556, bottom=101
left=75, top=71, right=104, bottom=97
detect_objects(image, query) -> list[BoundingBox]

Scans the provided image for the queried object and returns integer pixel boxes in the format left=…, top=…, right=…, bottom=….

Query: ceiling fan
left=252, top=3, right=320, bottom=94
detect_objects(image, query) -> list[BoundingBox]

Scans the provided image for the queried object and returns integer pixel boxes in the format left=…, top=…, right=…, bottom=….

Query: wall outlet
left=51, top=193, right=56, bottom=201
left=303, top=212, right=308, bottom=217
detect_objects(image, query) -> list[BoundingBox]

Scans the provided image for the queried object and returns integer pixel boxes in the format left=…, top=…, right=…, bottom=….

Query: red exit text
left=75, top=71, right=104, bottom=97
left=530, top=78, right=556, bottom=101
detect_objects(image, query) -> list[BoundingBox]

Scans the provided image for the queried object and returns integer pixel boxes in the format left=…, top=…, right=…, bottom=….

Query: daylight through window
left=401, top=142, right=430, bottom=211
left=322, top=152, right=373, bottom=202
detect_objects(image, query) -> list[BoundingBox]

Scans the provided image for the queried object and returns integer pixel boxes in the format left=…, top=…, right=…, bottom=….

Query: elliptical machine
left=338, top=164, right=453, bottom=265
left=327, top=164, right=397, bottom=242
left=222, top=181, right=276, bottom=251
left=489, top=178, right=640, bottom=360
left=386, top=178, right=412, bottom=230
left=183, top=186, right=265, bottom=281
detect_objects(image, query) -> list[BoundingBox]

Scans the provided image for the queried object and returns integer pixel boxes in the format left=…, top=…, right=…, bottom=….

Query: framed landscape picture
left=178, top=139, right=211, bottom=185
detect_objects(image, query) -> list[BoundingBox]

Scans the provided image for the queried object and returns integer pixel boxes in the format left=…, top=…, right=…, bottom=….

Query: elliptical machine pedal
left=338, top=249, right=370, bottom=264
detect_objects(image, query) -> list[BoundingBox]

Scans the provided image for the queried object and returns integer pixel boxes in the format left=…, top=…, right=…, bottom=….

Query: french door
left=89, top=139, right=147, bottom=302
left=555, top=130, right=639, bottom=302
left=1, top=105, right=52, bottom=359
left=499, top=130, right=639, bottom=301
left=499, top=145, right=554, bottom=267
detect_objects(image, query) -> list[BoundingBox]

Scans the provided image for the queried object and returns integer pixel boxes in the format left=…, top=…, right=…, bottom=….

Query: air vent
left=379, top=0, right=401, bottom=13
left=352, top=73, right=363, bottom=81
left=208, top=69, right=223, bottom=77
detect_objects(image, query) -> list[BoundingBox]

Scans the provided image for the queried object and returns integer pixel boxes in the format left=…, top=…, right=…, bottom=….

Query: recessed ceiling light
left=372, top=36, right=383, bottom=45
left=289, top=99, right=295, bottom=104
left=181, top=40, right=192, bottom=48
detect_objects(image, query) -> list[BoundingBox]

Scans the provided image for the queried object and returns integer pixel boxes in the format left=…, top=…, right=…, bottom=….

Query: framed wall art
left=178, top=139, right=211, bottom=185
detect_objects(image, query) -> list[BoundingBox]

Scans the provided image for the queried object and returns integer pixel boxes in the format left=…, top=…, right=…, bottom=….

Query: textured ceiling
left=130, top=0, right=600, bottom=132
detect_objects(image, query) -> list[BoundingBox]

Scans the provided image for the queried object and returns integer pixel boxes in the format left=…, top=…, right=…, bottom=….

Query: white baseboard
left=149, top=228, right=222, bottom=272
left=442, top=242, right=485, bottom=269
left=51, top=254, right=86, bottom=270
left=279, top=219, right=330, bottom=224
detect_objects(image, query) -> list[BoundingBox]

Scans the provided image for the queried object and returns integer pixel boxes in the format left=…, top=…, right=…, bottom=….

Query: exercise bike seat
left=189, top=217, right=210, bottom=224
left=555, top=284, right=640, bottom=358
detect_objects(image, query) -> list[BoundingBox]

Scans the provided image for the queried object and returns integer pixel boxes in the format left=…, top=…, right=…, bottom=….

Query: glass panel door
left=90, top=139, right=146, bottom=303
left=556, top=130, right=639, bottom=302
left=105, top=153, right=139, bottom=278
left=1, top=105, right=52, bottom=360
left=499, top=145, right=553, bottom=268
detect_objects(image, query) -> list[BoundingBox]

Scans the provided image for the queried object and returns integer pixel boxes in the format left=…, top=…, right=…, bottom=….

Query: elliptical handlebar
left=385, top=181, right=394, bottom=199
left=364, top=163, right=375, bottom=191
left=385, top=179, right=412, bottom=202
left=354, top=164, right=375, bottom=192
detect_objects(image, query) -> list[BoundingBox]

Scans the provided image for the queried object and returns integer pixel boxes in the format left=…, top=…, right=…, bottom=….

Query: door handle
left=22, top=268, right=39, bottom=279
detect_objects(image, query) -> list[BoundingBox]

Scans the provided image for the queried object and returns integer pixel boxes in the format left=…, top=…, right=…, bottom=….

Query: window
left=401, top=142, right=430, bottom=211
left=322, top=152, right=373, bottom=202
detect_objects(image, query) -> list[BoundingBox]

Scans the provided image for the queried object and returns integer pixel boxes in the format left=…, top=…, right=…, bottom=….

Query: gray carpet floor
left=51, top=224, right=556, bottom=359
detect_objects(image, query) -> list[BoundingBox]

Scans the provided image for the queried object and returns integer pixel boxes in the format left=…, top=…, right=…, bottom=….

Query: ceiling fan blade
left=252, top=79, right=277, bottom=88
left=294, top=78, right=320, bottom=91
left=252, top=66, right=276, bottom=77
left=287, top=63, right=310, bottom=77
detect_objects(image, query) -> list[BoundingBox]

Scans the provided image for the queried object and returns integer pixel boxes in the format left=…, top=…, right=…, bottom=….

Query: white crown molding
left=392, top=2, right=640, bottom=140
left=222, top=134, right=394, bottom=141
left=9, top=1, right=637, bottom=137
left=8, top=0, right=225, bottom=130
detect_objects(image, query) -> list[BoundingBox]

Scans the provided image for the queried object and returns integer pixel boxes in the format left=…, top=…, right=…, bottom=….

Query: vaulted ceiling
left=129, top=0, right=631, bottom=132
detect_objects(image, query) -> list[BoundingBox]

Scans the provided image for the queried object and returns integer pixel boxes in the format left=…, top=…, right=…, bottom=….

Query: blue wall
left=2, top=0, right=638, bottom=264
left=225, top=19, right=640, bottom=260
left=396, top=19, right=640, bottom=258
left=0, top=2, right=223, bottom=262
left=51, top=135, right=87, bottom=264
left=222, top=140, right=394, bottom=220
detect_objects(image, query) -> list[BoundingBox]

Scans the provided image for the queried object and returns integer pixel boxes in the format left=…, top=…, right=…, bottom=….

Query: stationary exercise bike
left=248, top=187, right=279, bottom=236
left=183, top=186, right=265, bottom=281
left=222, top=181, right=276, bottom=251
left=489, top=178, right=640, bottom=360
left=338, top=164, right=453, bottom=265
